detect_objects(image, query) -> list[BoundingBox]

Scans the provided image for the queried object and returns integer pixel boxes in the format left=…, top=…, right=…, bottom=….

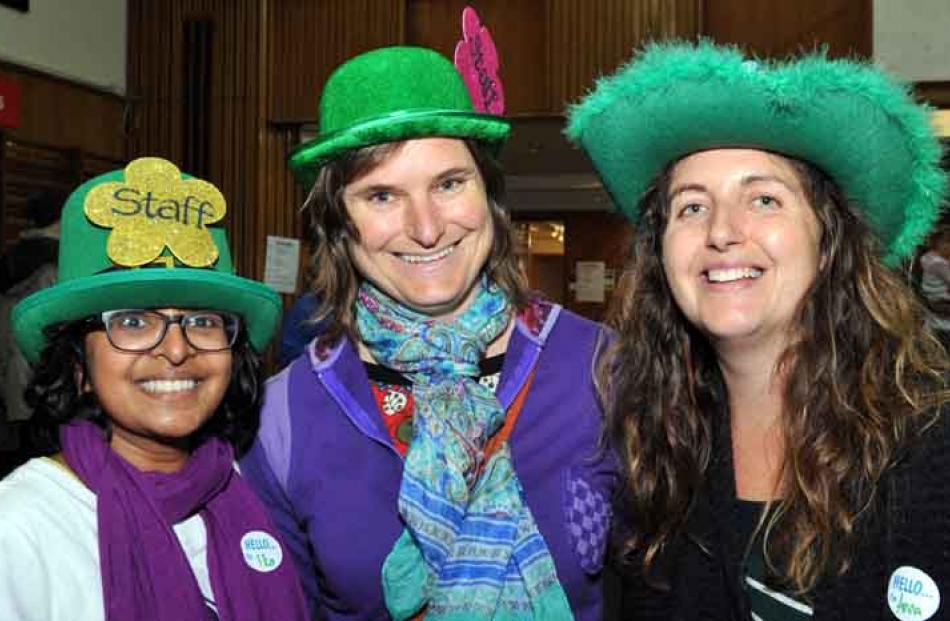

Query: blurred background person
left=0, top=188, right=68, bottom=469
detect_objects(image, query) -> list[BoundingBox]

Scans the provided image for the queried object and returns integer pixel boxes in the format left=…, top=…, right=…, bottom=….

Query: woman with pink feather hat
left=239, top=9, right=614, bottom=621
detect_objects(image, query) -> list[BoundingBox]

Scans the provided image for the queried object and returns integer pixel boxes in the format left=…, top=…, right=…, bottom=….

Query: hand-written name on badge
left=111, top=187, right=218, bottom=228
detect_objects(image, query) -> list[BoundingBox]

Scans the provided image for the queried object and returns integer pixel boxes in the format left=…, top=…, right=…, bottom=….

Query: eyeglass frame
left=89, top=309, right=242, bottom=353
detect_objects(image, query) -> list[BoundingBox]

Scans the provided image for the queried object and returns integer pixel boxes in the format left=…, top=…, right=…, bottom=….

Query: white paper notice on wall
left=575, top=260, right=606, bottom=303
left=264, top=235, right=301, bottom=294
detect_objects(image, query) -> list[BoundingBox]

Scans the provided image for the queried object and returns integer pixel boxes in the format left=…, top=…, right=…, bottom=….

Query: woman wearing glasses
left=0, top=157, right=309, bottom=621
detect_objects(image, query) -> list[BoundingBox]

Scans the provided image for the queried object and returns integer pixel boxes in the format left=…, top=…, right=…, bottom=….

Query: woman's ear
left=74, top=364, right=90, bottom=394
left=73, top=337, right=91, bottom=394
left=74, top=355, right=92, bottom=394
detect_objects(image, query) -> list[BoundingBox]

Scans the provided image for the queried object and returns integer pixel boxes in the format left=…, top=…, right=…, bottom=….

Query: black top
left=0, top=237, right=57, bottom=293
left=736, top=499, right=813, bottom=621
left=606, top=404, right=950, bottom=621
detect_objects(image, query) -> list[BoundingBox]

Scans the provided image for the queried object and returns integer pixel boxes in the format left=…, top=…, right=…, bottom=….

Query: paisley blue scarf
left=356, top=279, right=573, bottom=621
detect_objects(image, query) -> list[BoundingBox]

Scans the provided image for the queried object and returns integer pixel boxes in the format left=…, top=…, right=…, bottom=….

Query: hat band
left=295, top=108, right=509, bottom=154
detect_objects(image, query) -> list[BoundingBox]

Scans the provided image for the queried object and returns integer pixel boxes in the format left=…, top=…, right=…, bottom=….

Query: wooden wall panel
left=127, top=0, right=186, bottom=161
left=701, top=0, right=871, bottom=59
left=0, top=62, right=125, bottom=158
left=548, top=0, right=701, bottom=112
left=0, top=63, right=125, bottom=251
left=267, top=0, right=405, bottom=122
left=128, top=0, right=268, bottom=282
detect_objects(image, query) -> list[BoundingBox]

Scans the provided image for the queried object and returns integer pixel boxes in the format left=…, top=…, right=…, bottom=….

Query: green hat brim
left=13, top=268, right=282, bottom=363
left=288, top=109, right=510, bottom=188
left=566, top=42, right=947, bottom=265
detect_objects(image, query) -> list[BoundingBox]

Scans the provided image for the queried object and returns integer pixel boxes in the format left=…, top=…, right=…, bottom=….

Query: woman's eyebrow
left=434, top=166, right=477, bottom=180
left=669, top=182, right=708, bottom=199
left=740, top=173, right=797, bottom=191
left=347, top=182, right=398, bottom=196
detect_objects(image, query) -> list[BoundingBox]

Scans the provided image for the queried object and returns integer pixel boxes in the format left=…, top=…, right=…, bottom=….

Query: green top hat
left=566, top=41, right=948, bottom=265
left=12, top=157, right=282, bottom=362
left=288, top=46, right=510, bottom=188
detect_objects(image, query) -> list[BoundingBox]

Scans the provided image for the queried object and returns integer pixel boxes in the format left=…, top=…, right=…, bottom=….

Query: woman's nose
left=405, top=197, right=445, bottom=247
left=152, top=322, right=193, bottom=364
left=705, top=204, right=745, bottom=251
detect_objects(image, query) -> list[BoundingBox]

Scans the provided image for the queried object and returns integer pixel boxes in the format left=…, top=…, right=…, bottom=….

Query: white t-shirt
left=0, top=457, right=215, bottom=621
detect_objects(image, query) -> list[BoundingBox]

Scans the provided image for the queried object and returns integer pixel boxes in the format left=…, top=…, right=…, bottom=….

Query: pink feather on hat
left=453, top=6, right=505, bottom=115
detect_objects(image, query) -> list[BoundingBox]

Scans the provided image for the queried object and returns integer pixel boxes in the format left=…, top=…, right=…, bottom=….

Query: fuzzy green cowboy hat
left=288, top=46, right=510, bottom=188
left=566, top=41, right=947, bottom=265
left=12, top=157, right=282, bottom=362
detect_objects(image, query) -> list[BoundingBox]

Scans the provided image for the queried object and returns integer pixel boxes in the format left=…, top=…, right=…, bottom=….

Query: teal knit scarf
left=355, top=279, right=573, bottom=621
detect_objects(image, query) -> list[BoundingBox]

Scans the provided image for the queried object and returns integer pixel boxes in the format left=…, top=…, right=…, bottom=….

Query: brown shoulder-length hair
left=302, top=138, right=528, bottom=341
left=600, top=155, right=950, bottom=593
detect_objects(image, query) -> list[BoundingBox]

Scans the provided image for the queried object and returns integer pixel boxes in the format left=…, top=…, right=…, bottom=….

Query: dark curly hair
left=24, top=317, right=264, bottom=457
left=601, top=155, right=950, bottom=593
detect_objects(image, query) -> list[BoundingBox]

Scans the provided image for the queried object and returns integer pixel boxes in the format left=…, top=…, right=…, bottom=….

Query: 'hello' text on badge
left=888, top=566, right=940, bottom=621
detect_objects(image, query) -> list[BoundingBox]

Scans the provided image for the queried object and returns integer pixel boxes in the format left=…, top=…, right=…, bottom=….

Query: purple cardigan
left=240, top=303, right=616, bottom=620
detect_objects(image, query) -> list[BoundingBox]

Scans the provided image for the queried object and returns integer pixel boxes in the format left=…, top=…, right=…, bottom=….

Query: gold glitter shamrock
left=84, top=157, right=226, bottom=267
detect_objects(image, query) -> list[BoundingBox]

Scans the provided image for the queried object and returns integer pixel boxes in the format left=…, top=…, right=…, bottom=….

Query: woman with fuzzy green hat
left=0, top=157, right=309, bottom=621
left=239, top=19, right=614, bottom=621
left=568, top=41, right=950, bottom=620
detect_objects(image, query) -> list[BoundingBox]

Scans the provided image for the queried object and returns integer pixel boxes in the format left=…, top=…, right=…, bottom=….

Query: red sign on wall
left=0, top=75, right=22, bottom=129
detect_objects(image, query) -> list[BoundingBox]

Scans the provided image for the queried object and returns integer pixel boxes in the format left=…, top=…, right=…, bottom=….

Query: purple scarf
left=60, top=420, right=309, bottom=621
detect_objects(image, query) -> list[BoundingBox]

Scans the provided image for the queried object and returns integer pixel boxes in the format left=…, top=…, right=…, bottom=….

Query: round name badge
left=240, top=530, right=283, bottom=573
left=888, top=566, right=940, bottom=621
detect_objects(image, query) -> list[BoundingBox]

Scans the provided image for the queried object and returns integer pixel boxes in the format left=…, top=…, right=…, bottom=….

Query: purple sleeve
left=239, top=369, right=322, bottom=618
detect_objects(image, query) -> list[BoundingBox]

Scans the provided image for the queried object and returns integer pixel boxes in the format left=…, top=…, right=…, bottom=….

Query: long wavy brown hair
left=302, top=138, right=528, bottom=342
left=600, top=155, right=950, bottom=592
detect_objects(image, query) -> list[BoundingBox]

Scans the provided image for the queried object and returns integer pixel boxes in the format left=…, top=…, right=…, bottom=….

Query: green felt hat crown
left=12, top=157, right=282, bottom=361
left=566, top=41, right=947, bottom=265
left=288, top=46, right=510, bottom=188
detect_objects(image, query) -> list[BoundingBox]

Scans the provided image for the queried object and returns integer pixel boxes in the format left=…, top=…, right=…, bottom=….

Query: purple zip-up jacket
left=240, top=302, right=616, bottom=621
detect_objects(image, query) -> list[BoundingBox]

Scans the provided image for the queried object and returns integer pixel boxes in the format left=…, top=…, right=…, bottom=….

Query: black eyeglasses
left=95, top=309, right=241, bottom=353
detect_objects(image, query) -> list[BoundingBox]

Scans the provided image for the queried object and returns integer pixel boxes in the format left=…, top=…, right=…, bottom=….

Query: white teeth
left=139, top=379, right=199, bottom=394
left=398, top=244, right=455, bottom=264
left=707, top=267, right=763, bottom=283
